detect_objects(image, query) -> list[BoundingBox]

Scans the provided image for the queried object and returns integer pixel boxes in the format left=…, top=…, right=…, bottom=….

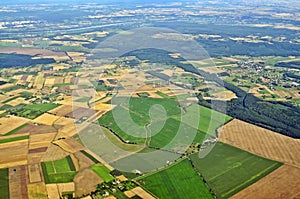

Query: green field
left=9, top=103, right=60, bottom=119
left=190, top=142, right=283, bottom=198
left=41, top=156, right=77, bottom=184
left=91, top=165, right=115, bottom=182
left=0, top=168, right=9, bottom=199
left=5, top=123, right=29, bottom=136
left=0, top=135, right=29, bottom=144
left=99, top=97, right=231, bottom=148
left=172, top=104, right=232, bottom=136
left=137, top=159, right=213, bottom=199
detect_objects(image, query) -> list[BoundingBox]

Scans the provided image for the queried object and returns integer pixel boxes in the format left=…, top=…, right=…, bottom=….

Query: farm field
left=0, top=168, right=9, bottom=199
left=189, top=142, right=283, bottom=198
left=0, top=139, right=28, bottom=168
left=9, top=103, right=60, bottom=119
left=172, top=104, right=232, bottom=136
left=9, top=165, right=28, bottom=199
left=74, top=168, right=103, bottom=197
left=27, top=183, right=48, bottom=199
left=137, top=158, right=213, bottom=199
left=231, top=164, right=300, bottom=199
left=33, top=113, right=60, bottom=126
left=41, top=156, right=77, bottom=184
left=91, top=164, right=114, bottom=183
left=0, top=115, right=29, bottom=135
left=99, top=97, right=231, bottom=147
left=101, top=126, right=144, bottom=152
left=4, top=123, right=29, bottom=136
left=218, top=119, right=300, bottom=167
left=0, top=135, right=29, bottom=144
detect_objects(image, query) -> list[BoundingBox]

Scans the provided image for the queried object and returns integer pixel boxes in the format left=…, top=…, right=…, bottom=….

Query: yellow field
left=53, top=138, right=84, bottom=153
left=54, top=117, right=77, bottom=138
left=44, top=77, right=56, bottom=87
left=28, top=163, right=42, bottom=183
left=29, top=133, right=56, bottom=150
left=0, top=115, right=29, bottom=135
left=33, top=113, right=60, bottom=126
left=46, top=184, right=60, bottom=199
left=0, top=140, right=28, bottom=168
left=41, top=144, right=69, bottom=162
left=27, top=183, right=48, bottom=199
left=231, top=165, right=300, bottom=199
left=130, top=187, right=155, bottom=199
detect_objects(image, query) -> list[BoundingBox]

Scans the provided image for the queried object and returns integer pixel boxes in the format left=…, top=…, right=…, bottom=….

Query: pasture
left=190, top=142, right=282, bottom=198
left=91, top=164, right=114, bottom=182
left=138, top=159, right=213, bottom=199
left=41, top=156, right=77, bottom=184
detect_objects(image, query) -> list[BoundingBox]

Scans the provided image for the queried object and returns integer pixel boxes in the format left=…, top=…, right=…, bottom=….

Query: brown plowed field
left=231, top=165, right=300, bottom=199
left=74, top=168, right=103, bottom=197
left=41, top=144, right=69, bottom=162
left=218, top=119, right=300, bottom=167
left=9, top=165, right=29, bottom=199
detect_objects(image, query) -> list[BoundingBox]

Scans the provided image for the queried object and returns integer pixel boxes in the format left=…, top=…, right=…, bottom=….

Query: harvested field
left=65, top=107, right=96, bottom=119
left=6, top=97, right=29, bottom=106
left=53, top=138, right=84, bottom=153
left=17, top=124, right=57, bottom=135
left=48, top=105, right=73, bottom=116
left=44, top=77, right=56, bottom=87
left=28, top=164, right=42, bottom=183
left=9, top=165, right=28, bottom=199
left=27, top=152, right=46, bottom=165
left=46, top=183, right=75, bottom=199
left=27, top=183, right=48, bottom=199
left=29, top=133, right=56, bottom=149
left=41, top=144, right=70, bottom=162
left=74, top=168, right=103, bottom=197
left=33, top=113, right=60, bottom=126
left=53, top=117, right=77, bottom=139
left=0, top=140, right=28, bottom=168
left=131, top=187, right=156, bottom=199
left=218, top=119, right=300, bottom=167
left=231, top=165, right=300, bottom=199
left=93, top=102, right=112, bottom=111
left=0, top=115, right=30, bottom=135
left=46, top=184, right=60, bottom=199
left=74, top=151, right=95, bottom=170
left=57, top=182, right=75, bottom=195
